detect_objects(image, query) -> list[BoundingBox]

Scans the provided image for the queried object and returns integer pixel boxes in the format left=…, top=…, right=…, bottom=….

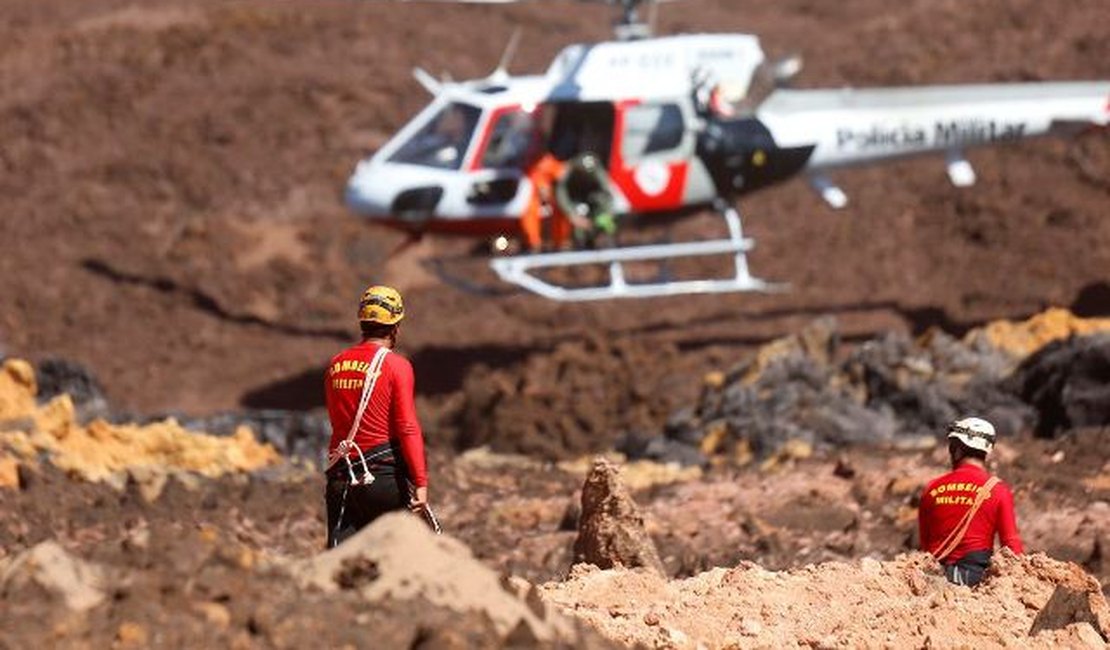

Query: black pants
left=325, top=464, right=408, bottom=548
left=944, top=550, right=992, bottom=587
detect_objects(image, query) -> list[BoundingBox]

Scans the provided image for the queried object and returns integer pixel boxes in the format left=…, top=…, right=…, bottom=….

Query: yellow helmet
left=358, top=285, right=404, bottom=325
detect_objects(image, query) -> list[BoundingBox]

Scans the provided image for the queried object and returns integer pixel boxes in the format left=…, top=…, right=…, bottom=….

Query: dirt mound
left=541, top=551, right=1110, bottom=648
left=452, top=336, right=689, bottom=459
left=0, top=359, right=279, bottom=492
left=293, top=512, right=587, bottom=644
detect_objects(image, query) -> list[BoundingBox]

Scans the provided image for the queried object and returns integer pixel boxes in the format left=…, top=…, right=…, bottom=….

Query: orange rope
left=931, top=476, right=1000, bottom=562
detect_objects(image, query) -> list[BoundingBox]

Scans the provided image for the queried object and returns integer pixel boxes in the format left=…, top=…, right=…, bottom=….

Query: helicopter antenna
left=489, top=27, right=522, bottom=83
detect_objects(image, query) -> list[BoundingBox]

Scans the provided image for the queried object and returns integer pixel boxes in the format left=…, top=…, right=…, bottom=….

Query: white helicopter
left=344, top=0, right=1109, bottom=301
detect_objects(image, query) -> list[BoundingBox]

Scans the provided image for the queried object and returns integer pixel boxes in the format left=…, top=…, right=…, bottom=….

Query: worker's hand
left=409, top=486, right=429, bottom=513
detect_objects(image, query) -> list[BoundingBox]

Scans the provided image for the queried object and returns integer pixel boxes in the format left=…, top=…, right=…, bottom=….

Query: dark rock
left=618, top=430, right=707, bottom=468
left=174, top=409, right=331, bottom=461
left=34, top=358, right=109, bottom=417
left=1010, top=334, right=1110, bottom=437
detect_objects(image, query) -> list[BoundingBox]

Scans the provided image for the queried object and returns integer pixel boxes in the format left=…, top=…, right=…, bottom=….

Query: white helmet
left=947, top=416, right=996, bottom=454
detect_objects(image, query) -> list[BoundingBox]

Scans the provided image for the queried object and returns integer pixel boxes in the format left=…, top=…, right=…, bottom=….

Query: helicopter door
left=545, top=102, right=615, bottom=163
left=610, top=100, right=693, bottom=211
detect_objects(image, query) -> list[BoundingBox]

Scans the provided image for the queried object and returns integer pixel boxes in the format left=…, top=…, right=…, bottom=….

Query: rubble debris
left=635, top=311, right=1110, bottom=467
left=573, top=458, right=665, bottom=575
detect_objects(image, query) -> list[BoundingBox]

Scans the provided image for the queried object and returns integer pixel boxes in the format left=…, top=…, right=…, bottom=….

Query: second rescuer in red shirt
left=918, top=416, right=1023, bottom=586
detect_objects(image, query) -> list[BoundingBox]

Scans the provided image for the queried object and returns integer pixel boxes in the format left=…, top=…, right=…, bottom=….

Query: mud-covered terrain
left=2, top=0, right=1110, bottom=646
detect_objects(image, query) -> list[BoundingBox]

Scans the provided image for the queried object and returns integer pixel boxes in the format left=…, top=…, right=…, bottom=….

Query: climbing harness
left=931, top=476, right=1000, bottom=563
left=327, top=346, right=390, bottom=548
left=327, top=346, right=390, bottom=482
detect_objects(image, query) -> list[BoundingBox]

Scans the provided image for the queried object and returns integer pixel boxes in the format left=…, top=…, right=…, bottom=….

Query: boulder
left=572, top=458, right=665, bottom=575
left=0, top=541, right=106, bottom=611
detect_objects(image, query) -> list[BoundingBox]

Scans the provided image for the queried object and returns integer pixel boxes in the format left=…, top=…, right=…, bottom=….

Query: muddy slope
left=1, top=0, right=1107, bottom=417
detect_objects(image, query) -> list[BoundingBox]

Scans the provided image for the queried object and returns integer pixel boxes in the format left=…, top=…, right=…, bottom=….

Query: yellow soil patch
left=966, top=307, right=1110, bottom=359
left=0, top=359, right=279, bottom=486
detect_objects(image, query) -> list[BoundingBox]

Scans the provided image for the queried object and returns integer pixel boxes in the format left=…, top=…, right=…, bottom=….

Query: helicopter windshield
left=478, top=109, right=539, bottom=169
left=388, top=102, right=482, bottom=170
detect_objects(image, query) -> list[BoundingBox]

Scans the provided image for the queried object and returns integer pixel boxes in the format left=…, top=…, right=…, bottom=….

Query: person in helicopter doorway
left=554, top=152, right=618, bottom=249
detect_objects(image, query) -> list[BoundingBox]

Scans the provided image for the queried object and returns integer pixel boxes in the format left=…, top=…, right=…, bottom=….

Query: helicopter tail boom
left=761, top=82, right=1108, bottom=166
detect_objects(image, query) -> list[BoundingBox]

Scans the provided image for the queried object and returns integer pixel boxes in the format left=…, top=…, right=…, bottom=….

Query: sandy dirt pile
left=0, top=511, right=613, bottom=648
left=542, top=551, right=1110, bottom=649
left=0, top=359, right=279, bottom=491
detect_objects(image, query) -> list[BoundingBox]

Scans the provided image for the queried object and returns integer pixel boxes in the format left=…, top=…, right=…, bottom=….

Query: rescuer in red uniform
left=323, top=285, right=429, bottom=547
left=918, top=417, right=1023, bottom=586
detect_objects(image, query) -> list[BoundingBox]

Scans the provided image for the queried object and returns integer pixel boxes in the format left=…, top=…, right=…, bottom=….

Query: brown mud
left=1, top=0, right=1108, bottom=420
left=2, top=0, right=1110, bottom=646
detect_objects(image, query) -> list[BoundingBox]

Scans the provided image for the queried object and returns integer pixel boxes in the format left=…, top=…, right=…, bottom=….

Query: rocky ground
left=2, top=427, right=1109, bottom=648
left=3, top=331, right=1110, bottom=646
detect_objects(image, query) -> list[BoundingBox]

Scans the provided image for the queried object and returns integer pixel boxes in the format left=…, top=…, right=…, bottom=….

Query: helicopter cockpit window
left=478, top=110, right=538, bottom=170
left=621, top=103, right=685, bottom=161
left=388, top=102, right=482, bottom=170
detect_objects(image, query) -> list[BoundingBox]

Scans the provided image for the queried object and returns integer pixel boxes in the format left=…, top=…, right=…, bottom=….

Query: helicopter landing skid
left=489, top=206, right=787, bottom=301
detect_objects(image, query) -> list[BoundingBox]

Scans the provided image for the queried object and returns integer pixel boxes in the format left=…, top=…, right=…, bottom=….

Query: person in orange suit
left=521, top=151, right=571, bottom=252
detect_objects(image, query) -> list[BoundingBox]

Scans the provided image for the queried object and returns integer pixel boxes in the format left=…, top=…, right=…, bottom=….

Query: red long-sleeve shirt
left=323, top=342, right=427, bottom=487
left=918, top=463, right=1023, bottom=562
